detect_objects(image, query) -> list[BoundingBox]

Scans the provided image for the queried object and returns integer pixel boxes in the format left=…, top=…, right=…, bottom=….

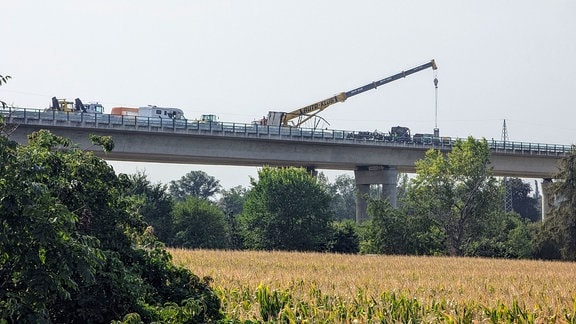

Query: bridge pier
left=541, top=178, right=553, bottom=221
left=354, top=166, right=397, bottom=222
left=540, top=178, right=568, bottom=221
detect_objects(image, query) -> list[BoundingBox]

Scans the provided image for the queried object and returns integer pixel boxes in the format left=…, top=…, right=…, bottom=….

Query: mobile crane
left=262, top=59, right=438, bottom=127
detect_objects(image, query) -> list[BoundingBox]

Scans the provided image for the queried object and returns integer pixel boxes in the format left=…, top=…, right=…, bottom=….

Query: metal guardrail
left=1, top=107, right=572, bottom=156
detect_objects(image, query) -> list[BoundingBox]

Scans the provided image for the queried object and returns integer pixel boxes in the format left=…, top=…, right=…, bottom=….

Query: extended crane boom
left=264, top=59, right=437, bottom=127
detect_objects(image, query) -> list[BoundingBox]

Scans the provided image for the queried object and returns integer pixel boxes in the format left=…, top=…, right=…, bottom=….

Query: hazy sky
left=2, top=1, right=575, bottom=189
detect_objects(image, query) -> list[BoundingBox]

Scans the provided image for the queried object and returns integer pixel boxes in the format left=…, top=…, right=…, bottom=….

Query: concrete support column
left=354, top=166, right=398, bottom=223
left=541, top=178, right=554, bottom=221
left=355, top=184, right=370, bottom=222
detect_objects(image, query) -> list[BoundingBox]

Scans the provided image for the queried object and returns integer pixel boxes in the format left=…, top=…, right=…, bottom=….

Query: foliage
left=404, top=137, right=502, bottom=256
left=326, top=174, right=356, bottom=221
left=541, top=147, right=576, bottom=260
left=506, top=177, right=540, bottom=222
left=505, top=218, right=538, bottom=259
left=360, top=199, right=445, bottom=255
left=533, top=223, right=562, bottom=260
left=361, top=199, right=410, bottom=254
left=169, top=170, right=221, bottom=201
left=464, top=211, right=536, bottom=258
left=0, top=74, right=10, bottom=86
left=121, top=171, right=174, bottom=244
left=0, top=130, right=222, bottom=322
left=218, top=185, right=248, bottom=217
left=88, top=134, right=115, bottom=152
left=326, top=220, right=360, bottom=253
left=217, top=185, right=249, bottom=249
left=172, top=196, right=230, bottom=249
left=1, top=74, right=11, bottom=111
left=239, top=166, right=333, bottom=251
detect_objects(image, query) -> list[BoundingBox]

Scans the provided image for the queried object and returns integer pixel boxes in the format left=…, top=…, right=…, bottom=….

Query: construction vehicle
left=262, top=59, right=438, bottom=128
left=48, top=97, right=104, bottom=114
left=199, top=114, right=218, bottom=123
left=389, top=126, right=411, bottom=142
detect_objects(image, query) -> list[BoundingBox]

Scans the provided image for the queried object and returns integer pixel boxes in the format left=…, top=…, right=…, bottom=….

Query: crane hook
left=434, top=77, right=438, bottom=88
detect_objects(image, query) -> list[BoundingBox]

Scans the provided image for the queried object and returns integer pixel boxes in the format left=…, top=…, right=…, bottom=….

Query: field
left=169, top=249, right=576, bottom=323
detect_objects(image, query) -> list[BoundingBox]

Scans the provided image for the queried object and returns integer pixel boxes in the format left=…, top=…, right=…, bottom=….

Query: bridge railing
left=2, top=107, right=572, bottom=156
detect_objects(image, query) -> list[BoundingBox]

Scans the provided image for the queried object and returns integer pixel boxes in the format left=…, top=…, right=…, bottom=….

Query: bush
left=0, top=130, right=222, bottom=322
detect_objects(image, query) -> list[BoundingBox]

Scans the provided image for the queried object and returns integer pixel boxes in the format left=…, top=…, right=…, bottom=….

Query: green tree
left=218, top=185, right=248, bottom=217
left=505, top=217, right=538, bottom=259
left=239, top=166, right=333, bottom=251
left=218, top=185, right=249, bottom=249
left=464, top=211, right=536, bottom=258
left=327, top=174, right=356, bottom=220
left=122, top=171, right=174, bottom=244
left=172, top=196, right=230, bottom=249
left=0, top=130, right=222, bottom=322
left=169, top=170, right=221, bottom=200
left=327, top=220, right=360, bottom=253
left=506, top=177, right=540, bottom=222
left=542, top=148, right=576, bottom=260
left=359, top=199, right=445, bottom=255
left=405, top=137, right=501, bottom=256
left=361, top=199, right=410, bottom=254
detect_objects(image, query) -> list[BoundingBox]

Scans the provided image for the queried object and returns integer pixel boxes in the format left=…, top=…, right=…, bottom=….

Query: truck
left=110, top=107, right=139, bottom=116
left=261, top=59, right=438, bottom=128
left=199, top=114, right=218, bottom=123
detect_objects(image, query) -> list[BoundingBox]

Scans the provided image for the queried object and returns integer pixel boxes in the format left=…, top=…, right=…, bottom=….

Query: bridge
left=2, top=108, right=571, bottom=221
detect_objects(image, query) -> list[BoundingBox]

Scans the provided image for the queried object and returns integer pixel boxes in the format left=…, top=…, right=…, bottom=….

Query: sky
left=2, top=1, right=575, bottom=189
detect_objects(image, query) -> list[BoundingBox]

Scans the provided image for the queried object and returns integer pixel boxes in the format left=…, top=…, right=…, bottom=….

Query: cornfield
left=169, top=248, right=576, bottom=323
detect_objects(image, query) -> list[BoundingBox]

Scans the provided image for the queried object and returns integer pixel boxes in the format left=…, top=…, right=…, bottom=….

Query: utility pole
left=502, top=119, right=513, bottom=212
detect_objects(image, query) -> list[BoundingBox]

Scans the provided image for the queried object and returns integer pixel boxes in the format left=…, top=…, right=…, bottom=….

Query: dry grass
left=169, top=248, right=576, bottom=322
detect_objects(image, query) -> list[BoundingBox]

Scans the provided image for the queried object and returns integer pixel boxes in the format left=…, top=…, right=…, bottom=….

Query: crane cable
left=433, top=70, right=439, bottom=131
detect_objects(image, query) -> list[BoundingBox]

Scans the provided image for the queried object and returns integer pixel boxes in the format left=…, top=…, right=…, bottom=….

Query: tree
left=169, top=170, right=221, bottom=200
left=505, top=216, right=538, bottom=259
left=542, top=148, right=576, bottom=260
left=218, top=185, right=249, bottom=249
left=506, top=177, right=540, bottom=222
left=218, top=185, right=249, bottom=217
left=172, top=196, right=230, bottom=249
left=361, top=199, right=410, bottom=254
left=327, top=174, right=356, bottom=220
left=359, top=198, right=445, bottom=255
left=122, top=171, right=174, bottom=244
left=239, top=166, right=333, bottom=251
left=404, top=137, right=502, bottom=256
left=327, top=220, right=360, bottom=254
left=0, top=130, right=222, bottom=322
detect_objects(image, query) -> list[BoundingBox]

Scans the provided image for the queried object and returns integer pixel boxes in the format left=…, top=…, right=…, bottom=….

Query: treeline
left=133, top=137, right=574, bottom=260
